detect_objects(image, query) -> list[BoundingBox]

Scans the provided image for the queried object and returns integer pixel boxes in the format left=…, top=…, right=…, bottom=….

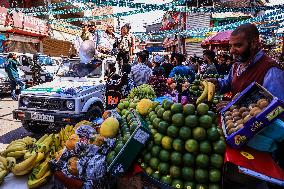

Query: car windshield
left=57, top=61, right=102, bottom=78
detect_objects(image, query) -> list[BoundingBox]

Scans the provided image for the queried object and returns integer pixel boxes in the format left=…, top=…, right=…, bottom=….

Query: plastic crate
left=107, top=109, right=151, bottom=176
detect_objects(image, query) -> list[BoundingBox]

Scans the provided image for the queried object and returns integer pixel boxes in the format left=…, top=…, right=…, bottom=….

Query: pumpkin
left=65, top=134, right=79, bottom=150
left=67, top=157, right=79, bottom=176
left=137, top=99, right=153, bottom=116
left=99, top=117, right=119, bottom=138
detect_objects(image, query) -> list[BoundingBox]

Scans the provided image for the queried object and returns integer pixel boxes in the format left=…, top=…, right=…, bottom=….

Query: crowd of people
left=3, top=23, right=284, bottom=105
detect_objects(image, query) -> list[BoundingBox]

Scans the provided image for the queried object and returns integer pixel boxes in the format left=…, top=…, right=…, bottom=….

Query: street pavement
left=0, top=95, right=32, bottom=151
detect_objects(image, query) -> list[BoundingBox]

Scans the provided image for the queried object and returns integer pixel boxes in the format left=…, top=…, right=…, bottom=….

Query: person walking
left=5, top=53, right=25, bottom=100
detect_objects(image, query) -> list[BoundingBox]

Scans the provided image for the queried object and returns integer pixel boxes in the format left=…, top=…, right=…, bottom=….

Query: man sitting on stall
left=211, top=23, right=284, bottom=101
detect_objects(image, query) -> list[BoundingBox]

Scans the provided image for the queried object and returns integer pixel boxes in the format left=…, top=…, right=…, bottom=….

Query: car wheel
left=86, top=105, right=103, bottom=122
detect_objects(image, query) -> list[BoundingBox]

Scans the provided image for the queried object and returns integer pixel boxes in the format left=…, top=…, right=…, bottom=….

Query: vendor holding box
left=209, top=23, right=284, bottom=103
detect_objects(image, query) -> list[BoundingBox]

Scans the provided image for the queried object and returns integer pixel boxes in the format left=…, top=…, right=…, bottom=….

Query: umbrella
left=201, top=30, right=233, bottom=47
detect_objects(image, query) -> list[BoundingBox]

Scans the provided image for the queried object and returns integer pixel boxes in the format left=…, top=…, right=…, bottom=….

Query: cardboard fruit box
left=107, top=109, right=151, bottom=176
left=221, top=82, right=284, bottom=148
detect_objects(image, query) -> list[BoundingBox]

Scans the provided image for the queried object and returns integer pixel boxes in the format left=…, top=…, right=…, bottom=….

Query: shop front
left=2, top=9, right=49, bottom=54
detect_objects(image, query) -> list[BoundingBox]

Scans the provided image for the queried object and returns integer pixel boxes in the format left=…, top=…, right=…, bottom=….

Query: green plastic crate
left=107, top=109, right=151, bottom=176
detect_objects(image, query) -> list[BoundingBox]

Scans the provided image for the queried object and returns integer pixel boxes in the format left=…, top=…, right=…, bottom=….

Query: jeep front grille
left=25, top=97, right=64, bottom=110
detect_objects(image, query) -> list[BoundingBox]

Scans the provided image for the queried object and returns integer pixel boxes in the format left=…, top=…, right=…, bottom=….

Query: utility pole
left=178, top=12, right=183, bottom=53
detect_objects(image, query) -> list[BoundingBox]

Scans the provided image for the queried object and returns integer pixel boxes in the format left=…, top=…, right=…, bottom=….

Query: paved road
left=0, top=95, right=32, bottom=151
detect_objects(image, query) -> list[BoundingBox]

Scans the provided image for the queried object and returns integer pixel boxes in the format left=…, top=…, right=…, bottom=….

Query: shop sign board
left=12, top=12, right=24, bottom=29
left=8, top=11, right=48, bottom=36
left=23, top=15, right=48, bottom=35
left=0, top=7, right=7, bottom=26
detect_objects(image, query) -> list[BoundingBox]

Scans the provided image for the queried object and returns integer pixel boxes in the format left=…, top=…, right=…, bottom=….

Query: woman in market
left=4, top=53, right=25, bottom=101
left=169, top=53, right=195, bottom=82
left=217, top=54, right=233, bottom=76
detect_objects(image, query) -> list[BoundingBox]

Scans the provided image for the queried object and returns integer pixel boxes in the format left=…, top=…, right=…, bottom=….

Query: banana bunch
left=58, top=125, right=75, bottom=149
left=196, top=80, right=216, bottom=104
left=27, top=157, right=51, bottom=189
left=2, top=136, right=35, bottom=159
left=11, top=153, right=38, bottom=176
left=0, top=156, right=9, bottom=184
left=128, top=84, right=156, bottom=100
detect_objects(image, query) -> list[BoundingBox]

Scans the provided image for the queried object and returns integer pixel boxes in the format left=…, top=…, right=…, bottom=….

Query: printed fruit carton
left=221, top=82, right=284, bottom=148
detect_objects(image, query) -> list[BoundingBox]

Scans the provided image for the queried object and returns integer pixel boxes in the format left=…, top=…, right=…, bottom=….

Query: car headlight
left=22, top=97, right=30, bottom=106
left=66, top=100, right=75, bottom=110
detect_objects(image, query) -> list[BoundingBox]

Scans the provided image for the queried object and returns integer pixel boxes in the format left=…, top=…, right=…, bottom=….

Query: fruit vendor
left=212, top=23, right=284, bottom=101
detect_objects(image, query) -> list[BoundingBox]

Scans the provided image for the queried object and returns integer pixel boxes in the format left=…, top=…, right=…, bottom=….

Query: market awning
left=201, top=30, right=233, bottom=47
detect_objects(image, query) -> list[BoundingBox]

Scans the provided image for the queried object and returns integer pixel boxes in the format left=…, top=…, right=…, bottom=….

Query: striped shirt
left=130, top=63, right=152, bottom=87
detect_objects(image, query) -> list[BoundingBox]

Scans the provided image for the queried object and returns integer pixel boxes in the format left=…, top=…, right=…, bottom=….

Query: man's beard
left=235, top=47, right=251, bottom=63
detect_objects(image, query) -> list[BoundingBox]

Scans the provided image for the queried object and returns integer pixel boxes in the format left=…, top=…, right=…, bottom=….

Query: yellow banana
left=28, top=170, right=51, bottom=189
left=54, top=134, right=60, bottom=150
left=4, top=144, right=26, bottom=154
left=24, top=150, right=36, bottom=160
left=35, top=152, right=45, bottom=165
left=38, top=134, right=53, bottom=153
left=0, top=169, right=7, bottom=180
left=6, top=150, right=27, bottom=159
left=11, top=153, right=38, bottom=176
left=6, top=141, right=27, bottom=149
left=35, top=159, right=50, bottom=179
left=59, top=129, right=64, bottom=142
left=21, top=136, right=35, bottom=146
left=6, top=157, right=16, bottom=170
left=35, top=134, right=48, bottom=146
left=0, top=156, right=7, bottom=168
left=0, top=162, right=6, bottom=171
left=196, top=80, right=208, bottom=104
left=207, top=82, right=216, bottom=101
